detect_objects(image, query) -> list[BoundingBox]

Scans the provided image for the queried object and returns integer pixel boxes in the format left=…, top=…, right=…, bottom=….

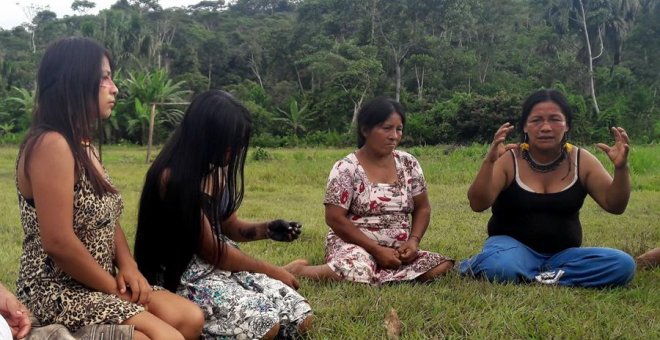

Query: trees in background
left=0, top=0, right=657, bottom=145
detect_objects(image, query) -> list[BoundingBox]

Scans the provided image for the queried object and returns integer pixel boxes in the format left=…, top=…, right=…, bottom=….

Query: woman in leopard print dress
left=15, top=37, right=204, bottom=339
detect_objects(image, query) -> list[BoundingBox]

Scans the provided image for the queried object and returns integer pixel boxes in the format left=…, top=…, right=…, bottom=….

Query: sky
left=0, top=0, right=203, bottom=30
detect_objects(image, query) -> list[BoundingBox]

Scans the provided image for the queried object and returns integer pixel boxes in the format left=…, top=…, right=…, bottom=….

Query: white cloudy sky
left=0, top=0, right=204, bottom=30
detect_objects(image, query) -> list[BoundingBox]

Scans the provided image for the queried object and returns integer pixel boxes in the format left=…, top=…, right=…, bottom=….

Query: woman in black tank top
left=458, top=89, right=635, bottom=288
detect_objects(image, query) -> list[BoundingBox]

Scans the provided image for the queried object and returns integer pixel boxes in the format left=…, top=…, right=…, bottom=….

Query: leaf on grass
left=384, top=307, right=402, bottom=340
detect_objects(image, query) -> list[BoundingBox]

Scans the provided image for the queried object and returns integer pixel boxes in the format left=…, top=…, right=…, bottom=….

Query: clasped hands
left=373, top=239, right=420, bottom=269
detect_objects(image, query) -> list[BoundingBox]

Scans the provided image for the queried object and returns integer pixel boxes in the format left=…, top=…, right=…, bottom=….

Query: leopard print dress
left=15, top=165, right=145, bottom=332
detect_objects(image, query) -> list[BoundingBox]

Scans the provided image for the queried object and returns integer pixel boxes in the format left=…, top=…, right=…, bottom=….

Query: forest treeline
left=1, top=0, right=658, bottom=146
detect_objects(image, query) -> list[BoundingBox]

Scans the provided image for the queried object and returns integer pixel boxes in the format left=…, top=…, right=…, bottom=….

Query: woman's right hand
left=268, top=266, right=300, bottom=290
left=372, top=245, right=402, bottom=269
left=0, top=285, right=31, bottom=339
left=487, top=122, right=517, bottom=163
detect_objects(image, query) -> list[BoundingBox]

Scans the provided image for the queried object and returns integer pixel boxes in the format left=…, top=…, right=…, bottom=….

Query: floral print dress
left=177, top=239, right=312, bottom=340
left=324, top=151, right=452, bottom=285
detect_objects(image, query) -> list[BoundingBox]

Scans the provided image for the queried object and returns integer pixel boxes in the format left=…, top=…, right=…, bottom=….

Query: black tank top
left=487, top=149, right=588, bottom=253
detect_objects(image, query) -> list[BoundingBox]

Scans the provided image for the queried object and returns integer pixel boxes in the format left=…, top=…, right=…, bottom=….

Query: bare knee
left=177, top=301, right=205, bottom=339
left=123, top=312, right=185, bottom=340
left=297, top=315, right=314, bottom=334
left=418, top=261, right=454, bottom=282
left=146, top=291, right=204, bottom=339
left=262, top=323, right=280, bottom=340
left=133, top=330, right=149, bottom=340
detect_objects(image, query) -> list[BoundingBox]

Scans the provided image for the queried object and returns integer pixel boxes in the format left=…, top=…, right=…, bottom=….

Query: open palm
left=596, top=127, right=630, bottom=169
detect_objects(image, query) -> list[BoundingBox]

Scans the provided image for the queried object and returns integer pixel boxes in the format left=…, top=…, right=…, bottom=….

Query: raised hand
left=487, top=122, right=517, bottom=162
left=596, top=127, right=630, bottom=169
left=266, top=220, right=302, bottom=242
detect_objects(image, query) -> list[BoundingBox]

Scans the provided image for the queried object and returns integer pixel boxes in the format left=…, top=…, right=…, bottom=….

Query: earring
left=561, top=133, right=573, bottom=152
left=520, top=133, right=529, bottom=151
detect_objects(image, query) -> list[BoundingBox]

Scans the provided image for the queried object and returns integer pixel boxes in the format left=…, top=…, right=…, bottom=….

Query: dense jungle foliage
left=0, top=0, right=658, bottom=146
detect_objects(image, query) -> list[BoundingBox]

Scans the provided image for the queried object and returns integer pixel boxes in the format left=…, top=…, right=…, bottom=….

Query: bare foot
left=283, top=259, right=309, bottom=276
left=637, top=248, right=660, bottom=270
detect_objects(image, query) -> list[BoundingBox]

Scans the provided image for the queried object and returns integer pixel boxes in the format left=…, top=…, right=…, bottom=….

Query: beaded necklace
left=81, top=137, right=92, bottom=148
left=521, top=148, right=567, bottom=173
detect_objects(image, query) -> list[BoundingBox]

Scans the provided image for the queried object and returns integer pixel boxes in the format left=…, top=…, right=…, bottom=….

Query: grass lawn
left=0, top=144, right=658, bottom=339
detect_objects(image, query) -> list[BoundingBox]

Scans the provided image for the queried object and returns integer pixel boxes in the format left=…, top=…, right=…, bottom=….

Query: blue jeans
left=459, top=235, right=635, bottom=288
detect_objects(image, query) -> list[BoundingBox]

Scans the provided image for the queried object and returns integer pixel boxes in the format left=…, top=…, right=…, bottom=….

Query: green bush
left=251, top=147, right=273, bottom=161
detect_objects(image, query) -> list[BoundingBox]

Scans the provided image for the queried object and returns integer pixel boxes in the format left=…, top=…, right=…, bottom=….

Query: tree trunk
left=415, top=65, right=425, bottom=101
left=395, top=62, right=401, bottom=102
left=370, top=0, right=378, bottom=44
left=146, top=103, right=156, bottom=163
left=578, top=0, right=600, bottom=115
left=249, top=53, right=264, bottom=89
left=207, top=60, right=213, bottom=90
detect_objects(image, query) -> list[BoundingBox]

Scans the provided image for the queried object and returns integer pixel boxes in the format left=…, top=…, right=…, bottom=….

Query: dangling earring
left=520, top=133, right=529, bottom=151
left=561, top=132, right=573, bottom=152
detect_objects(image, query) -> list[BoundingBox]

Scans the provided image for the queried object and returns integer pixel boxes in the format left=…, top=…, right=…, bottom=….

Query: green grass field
left=0, top=144, right=658, bottom=339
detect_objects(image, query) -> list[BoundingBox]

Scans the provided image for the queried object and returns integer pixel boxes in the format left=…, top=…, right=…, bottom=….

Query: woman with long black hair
left=135, top=90, right=312, bottom=340
left=15, top=37, right=203, bottom=339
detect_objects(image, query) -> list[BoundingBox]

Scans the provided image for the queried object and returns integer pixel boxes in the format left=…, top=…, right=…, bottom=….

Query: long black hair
left=356, top=97, right=405, bottom=148
left=134, top=90, right=252, bottom=291
left=21, top=37, right=116, bottom=195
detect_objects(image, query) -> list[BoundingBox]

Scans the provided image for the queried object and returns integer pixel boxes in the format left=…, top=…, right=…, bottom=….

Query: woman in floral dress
left=134, top=90, right=313, bottom=339
left=286, top=97, right=453, bottom=284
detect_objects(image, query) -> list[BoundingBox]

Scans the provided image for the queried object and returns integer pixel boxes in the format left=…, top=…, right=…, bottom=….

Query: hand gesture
left=116, top=265, right=152, bottom=306
left=596, top=127, right=630, bottom=169
left=266, top=220, right=302, bottom=242
left=269, top=266, right=300, bottom=290
left=372, top=246, right=402, bottom=270
left=487, top=123, right=517, bottom=163
left=0, top=288, right=31, bottom=339
left=397, top=240, right=419, bottom=264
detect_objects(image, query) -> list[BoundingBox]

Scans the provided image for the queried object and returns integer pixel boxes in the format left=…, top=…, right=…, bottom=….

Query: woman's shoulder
left=394, top=150, right=423, bottom=168
left=25, top=131, right=73, bottom=161
left=572, top=145, right=602, bottom=171
left=32, top=131, right=69, bottom=148
left=332, top=152, right=358, bottom=169
left=394, top=149, right=417, bottom=160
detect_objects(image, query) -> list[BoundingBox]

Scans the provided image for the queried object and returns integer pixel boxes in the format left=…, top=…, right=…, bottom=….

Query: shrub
left=251, top=147, right=273, bottom=161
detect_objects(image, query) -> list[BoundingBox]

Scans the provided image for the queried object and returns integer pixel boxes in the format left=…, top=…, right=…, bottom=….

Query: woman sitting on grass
left=459, top=88, right=636, bottom=287
left=134, top=90, right=313, bottom=340
left=286, top=96, right=453, bottom=284
left=15, top=37, right=203, bottom=339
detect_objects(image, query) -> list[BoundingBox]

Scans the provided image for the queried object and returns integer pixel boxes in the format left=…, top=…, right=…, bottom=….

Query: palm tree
left=4, top=86, right=35, bottom=130
left=274, top=99, right=313, bottom=137
left=603, top=0, right=641, bottom=66
left=121, top=69, right=189, bottom=162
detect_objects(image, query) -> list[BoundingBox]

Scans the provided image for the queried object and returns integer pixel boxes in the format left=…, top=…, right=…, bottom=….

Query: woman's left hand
left=116, top=265, right=152, bottom=306
left=596, top=126, right=630, bottom=169
left=397, top=240, right=419, bottom=264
